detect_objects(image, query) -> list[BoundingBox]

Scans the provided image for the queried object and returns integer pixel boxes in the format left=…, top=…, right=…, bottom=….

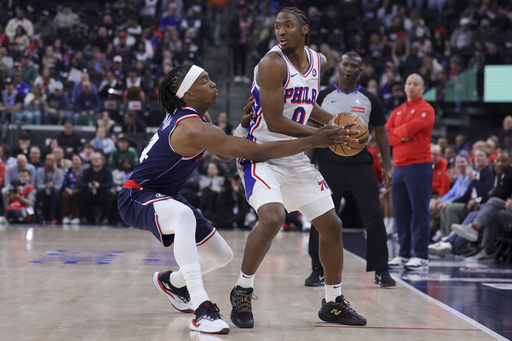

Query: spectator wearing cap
left=432, top=28, right=450, bottom=66
left=19, top=82, right=44, bottom=125
left=113, top=31, right=133, bottom=59
left=108, top=135, right=138, bottom=169
left=0, top=77, right=23, bottom=123
left=20, top=52, right=38, bottom=86
left=44, top=81, right=71, bottom=125
left=450, top=17, right=473, bottom=55
left=33, top=10, right=56, bottom=46
left=53, top=5, right=80, bottom=29
left=11, top=133, right=32, bottom=159
left=5, top=8, right=34, bottom=41
left=73, top=81, right=102, bottom=126
left=112, top=55, right=125, bottom=74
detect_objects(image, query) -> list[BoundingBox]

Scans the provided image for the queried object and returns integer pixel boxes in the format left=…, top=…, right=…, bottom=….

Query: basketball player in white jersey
left=230, top=7, right=367, bottom=328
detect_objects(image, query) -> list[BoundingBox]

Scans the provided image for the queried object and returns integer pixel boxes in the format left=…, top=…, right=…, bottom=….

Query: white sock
left=180, top=264, right=209, bottom=309
left=169, top=271, right=186, bottom=288
left=236, top=270, right=255, bottom=288
left=325, top=283, right=342, bottom=303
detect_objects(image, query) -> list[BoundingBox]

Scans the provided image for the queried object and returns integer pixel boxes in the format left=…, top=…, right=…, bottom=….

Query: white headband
left=175, top=65, right=205, bottom=99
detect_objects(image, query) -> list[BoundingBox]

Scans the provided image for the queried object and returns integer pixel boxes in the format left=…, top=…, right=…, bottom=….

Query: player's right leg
left=311, top=208, right=367, bottom=326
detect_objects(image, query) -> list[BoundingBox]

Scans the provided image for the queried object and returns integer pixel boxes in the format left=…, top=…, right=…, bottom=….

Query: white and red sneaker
left=152, top=271, right=194, bottom=313
left=190, top=301, right=230, bottom=334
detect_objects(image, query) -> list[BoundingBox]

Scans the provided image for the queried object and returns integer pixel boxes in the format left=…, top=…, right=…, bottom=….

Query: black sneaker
left=230, top=286, right=256, bottom=328
left=152, top=271, right=194, bottom=313
left=374, top=270, right=396, bottom=287
left=318, top=295, right=367, bottom=326
left=190, top=300, right=230, bottom=334
left=305, top=269, right=325, bottom=287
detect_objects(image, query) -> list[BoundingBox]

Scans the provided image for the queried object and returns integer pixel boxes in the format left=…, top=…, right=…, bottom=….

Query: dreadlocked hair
left=158, top=64, right=192, bottom=114
left=279, top=7, right=310, bottom=46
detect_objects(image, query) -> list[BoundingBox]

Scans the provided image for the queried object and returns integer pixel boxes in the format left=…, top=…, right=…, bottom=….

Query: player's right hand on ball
left=311, top=125, right=355, bottom=148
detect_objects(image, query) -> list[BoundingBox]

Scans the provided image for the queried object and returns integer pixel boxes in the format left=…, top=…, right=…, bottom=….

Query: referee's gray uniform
left=308, top=84, right=389, bottom=272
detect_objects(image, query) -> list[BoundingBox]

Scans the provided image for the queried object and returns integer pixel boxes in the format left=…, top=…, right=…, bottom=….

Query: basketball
left=329, top=112, right=369, bottom=157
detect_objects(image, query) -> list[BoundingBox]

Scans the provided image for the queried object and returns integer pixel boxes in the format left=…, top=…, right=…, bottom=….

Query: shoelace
left=235, top=290, right=258, bottom=313
left=205, top=302, right=222, bottom=319
left=334, top=297, right=356, bottom=313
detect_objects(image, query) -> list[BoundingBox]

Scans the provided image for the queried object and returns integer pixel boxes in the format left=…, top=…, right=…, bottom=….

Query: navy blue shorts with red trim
left=117, top=187, right=216, bottom=247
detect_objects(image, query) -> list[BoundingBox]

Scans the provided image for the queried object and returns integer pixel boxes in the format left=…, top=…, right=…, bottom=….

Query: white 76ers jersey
left=246, top=45, right=322, bottom=164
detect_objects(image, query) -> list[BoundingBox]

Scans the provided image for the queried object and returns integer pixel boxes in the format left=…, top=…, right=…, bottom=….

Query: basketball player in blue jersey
left=230, top=7, right=367, bottom=328
left=117, top=64, right=349, bottom=334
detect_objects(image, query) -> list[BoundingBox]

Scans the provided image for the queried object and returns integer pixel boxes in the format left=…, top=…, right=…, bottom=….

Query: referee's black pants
left=308, top=158, right=389, bottom=272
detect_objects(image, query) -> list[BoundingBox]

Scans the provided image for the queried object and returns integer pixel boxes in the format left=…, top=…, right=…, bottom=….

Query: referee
left=306, top=51, right=396, bottom=287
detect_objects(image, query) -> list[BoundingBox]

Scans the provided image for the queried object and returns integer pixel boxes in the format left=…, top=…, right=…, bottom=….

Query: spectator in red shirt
left=431, top=144, right=451, bottom=197
left=386, top=73, right=435, bottom=271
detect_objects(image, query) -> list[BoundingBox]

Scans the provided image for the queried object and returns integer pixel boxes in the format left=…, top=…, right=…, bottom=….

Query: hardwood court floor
left=0, top=224, right=508, bottom=341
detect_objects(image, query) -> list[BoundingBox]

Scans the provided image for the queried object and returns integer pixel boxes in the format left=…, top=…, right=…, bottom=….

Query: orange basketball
left=329, top=112, right=369, bottom=157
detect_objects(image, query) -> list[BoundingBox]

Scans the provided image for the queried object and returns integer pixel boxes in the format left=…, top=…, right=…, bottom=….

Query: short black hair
left=279, top=7, right=310, bottom=45
left=158, top=64, right=192, bottom=114
left=343, top=51, right=363, bottom=61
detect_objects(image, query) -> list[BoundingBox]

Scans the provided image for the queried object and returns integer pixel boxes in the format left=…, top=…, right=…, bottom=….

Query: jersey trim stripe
left=141, top=196, right=172, bottom=206
left=197, top=229, right=217, bottom=246
left=171, top=115, right=206, bottom=159
left=334, top=84, right=362, bottom=95
left=155, top=212, right=164, bottom=245
left=251, top=162, right=270, bottom=189
left=278, top=45, right=313, bottom=77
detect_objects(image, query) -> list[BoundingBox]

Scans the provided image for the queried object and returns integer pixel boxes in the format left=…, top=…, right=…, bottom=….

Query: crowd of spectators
left=247, top=0, right=511, bottom=115
left=0, top=0, right=511, bottom=245
left=0, top=0, right=208, bottom=128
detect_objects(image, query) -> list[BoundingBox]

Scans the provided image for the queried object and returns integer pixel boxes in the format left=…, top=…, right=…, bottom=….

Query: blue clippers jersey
left=128, top=106, right=205, bottom=196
